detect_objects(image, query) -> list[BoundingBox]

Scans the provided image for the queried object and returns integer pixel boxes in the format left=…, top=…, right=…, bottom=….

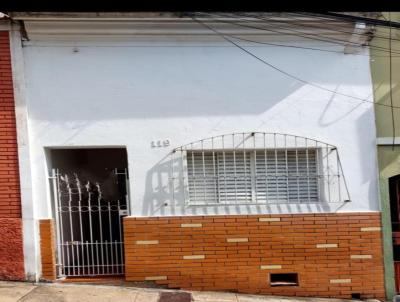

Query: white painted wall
left=21, top=32, right=379, bottom=219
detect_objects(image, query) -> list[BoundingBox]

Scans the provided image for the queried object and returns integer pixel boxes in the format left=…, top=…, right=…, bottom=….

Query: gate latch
left=119, top=209, right=128, bottom=216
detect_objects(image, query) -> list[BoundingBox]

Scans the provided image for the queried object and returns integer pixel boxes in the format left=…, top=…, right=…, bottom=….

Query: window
left=172, top=132, right=349, bottom=206
left=187, top=149, right=319, bottom=205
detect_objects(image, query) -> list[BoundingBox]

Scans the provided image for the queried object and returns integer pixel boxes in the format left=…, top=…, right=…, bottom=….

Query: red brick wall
left=0, top=31, right=24, bottom=280
left=124, top=213, right=385, bottom=300
left=0, top=218, right=24, bottom=280
left=0, top=31, right=21, bottom=218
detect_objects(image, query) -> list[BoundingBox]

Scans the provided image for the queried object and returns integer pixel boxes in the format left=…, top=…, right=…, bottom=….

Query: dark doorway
left=48, top=148, right=130, bottom=278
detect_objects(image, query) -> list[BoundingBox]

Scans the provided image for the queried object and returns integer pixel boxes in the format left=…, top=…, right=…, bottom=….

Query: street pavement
left=0, top=281, right=380, bottom=302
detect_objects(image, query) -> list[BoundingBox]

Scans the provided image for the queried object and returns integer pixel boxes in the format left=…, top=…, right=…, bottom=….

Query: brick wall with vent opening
left=124, top=213, right=385, bottom=300
left=0, top=31, right=24, bottom=280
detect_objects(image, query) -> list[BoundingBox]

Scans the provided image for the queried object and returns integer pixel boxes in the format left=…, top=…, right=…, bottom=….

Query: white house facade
left=3, top=13, right=386, bottom=299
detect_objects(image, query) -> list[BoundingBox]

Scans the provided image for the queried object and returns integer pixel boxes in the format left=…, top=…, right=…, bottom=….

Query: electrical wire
left=191, top=16, right=400, bottom=110
left=249, top=11, right=400, bottom=44
left=190, top=13, right=374, bottom=56
left=210, top=12, right=400, bottom=58
left=190, top=12, right=399, bottom=58
left=213, top=12, right=400, bottom=55
left=388, top=12, right=396, bottom=149
left=217, top=30, right=389, bottom=58
left=295, top=11, right=397, bottom=144
left=287, top=12, right=400, bottom=43
left=309, top=12, right=400, bottom=29
left=225, top=35, right=358, bottom=54
left=195, top=12, right=400, bottom=56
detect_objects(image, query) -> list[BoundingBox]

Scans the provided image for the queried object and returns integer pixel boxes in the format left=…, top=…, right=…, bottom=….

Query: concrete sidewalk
left=0, top=281, right=378, bottom=302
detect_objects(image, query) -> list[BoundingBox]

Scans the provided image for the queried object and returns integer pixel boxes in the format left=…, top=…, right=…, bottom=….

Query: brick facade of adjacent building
left=124, top=213, right=385, bottom=300
left=0, top=31, right=25, bottom=280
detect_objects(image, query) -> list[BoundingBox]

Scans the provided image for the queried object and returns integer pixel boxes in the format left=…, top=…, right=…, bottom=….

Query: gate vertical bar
left=51, top=169, right=63, bottom=277
left=86, top=183, right=95, bottom=275
left=114, top=240, right=118, bottom=274
left=65, top=175, right=75, bottom=275
left=96, top=183, right=104, bottom=275
left=118, top=200, right=122, bottom=274
left=75, top=175, right=84, bottom=276
left=108, top=202, right=114, bottom=274
left=105, top=240, right=109, bottom=274
left=66, top=242, right=70, bottom=276
left=123, top=168, right=129, bottom=275
left=57, top=170, right=66, bottom=276
left=85, top=241, right=89, bottom=275
left=124, top=168, right=131, bottom=214
left=95, top=240, right=99, bottom=275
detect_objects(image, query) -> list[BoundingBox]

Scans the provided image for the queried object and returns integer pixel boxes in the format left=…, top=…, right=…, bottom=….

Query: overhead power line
left=196, top=12, right=400, bottom=55
left=388, top=12, right=396, bottom=148
left=260, top=12, right=400, bottom=44
left=314, top=12, right=400, bottom=29
left=225, top=35, right=360, bottom=54
left=191, top=16, right=400, bottom=110
left=186, top=13, right=399, bottom=58
left=231, top=12, right=400, bottom=57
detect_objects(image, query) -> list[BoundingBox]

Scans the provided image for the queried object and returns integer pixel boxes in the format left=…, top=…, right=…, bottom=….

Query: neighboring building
left=0, top=12, right=388, bottom=299
left=370, top=12, right=400, bottom=301
left=0, top=22, right=25, bottom=281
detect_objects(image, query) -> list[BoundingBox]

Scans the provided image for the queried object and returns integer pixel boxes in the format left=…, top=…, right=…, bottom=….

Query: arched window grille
left=170, top=132, right=350, bottom=206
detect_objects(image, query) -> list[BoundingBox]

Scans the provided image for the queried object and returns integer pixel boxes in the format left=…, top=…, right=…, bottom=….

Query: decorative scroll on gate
left=50, top=168, right=129, bottom=277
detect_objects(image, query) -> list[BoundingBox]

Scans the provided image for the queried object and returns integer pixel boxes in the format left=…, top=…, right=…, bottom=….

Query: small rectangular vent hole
left=270, top=273, right=299, bottom=286
left=351, top=293, right=361, bottom=300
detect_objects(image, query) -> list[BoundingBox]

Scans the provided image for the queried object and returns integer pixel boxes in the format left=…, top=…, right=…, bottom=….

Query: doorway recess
left=48, top=148, right=130, bottom=278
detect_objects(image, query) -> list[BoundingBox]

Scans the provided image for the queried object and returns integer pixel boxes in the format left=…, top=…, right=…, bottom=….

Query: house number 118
left=151, top=139, right=170, bottom=148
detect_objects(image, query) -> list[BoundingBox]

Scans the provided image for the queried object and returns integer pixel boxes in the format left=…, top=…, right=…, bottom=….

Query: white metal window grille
left=187, top=149, right=318, bottom=204
left=170, top=132, right=350, bottom=205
